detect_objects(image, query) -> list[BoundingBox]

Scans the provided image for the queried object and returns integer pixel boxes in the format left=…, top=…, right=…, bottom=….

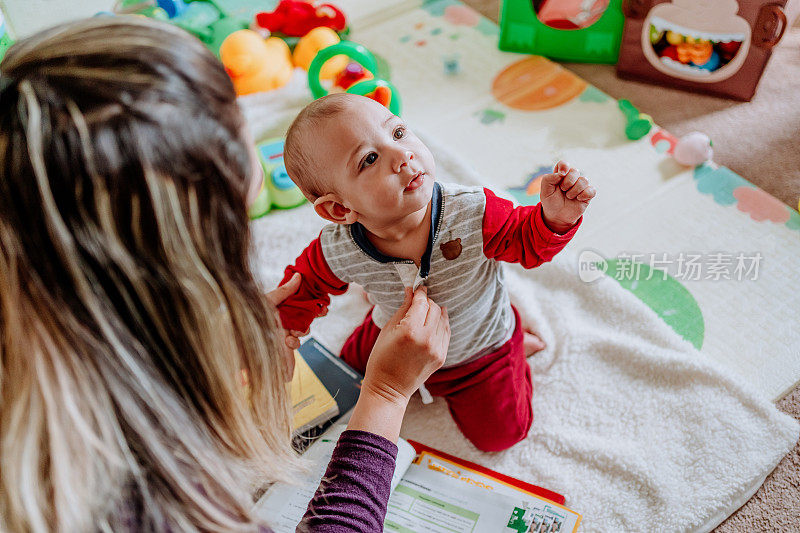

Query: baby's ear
left=313, top=194, right=357, bottom=225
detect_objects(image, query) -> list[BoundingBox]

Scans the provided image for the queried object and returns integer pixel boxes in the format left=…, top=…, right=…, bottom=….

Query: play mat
left=308, top=0, right=800, bottom=404
left=9, top=0, right=799, bottom=406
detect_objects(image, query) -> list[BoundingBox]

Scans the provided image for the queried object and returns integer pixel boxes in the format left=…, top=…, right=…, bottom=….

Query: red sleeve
left=482, top=188, right=581, bottom=268
left=277, top=236, right=348, bottom=332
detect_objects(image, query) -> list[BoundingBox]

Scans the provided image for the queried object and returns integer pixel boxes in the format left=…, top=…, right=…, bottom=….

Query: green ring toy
left=307, top=41, right=401, bottom=115
left=346, top=78, right=402, bottom=116
left=308, top=41, right=377, bottom=99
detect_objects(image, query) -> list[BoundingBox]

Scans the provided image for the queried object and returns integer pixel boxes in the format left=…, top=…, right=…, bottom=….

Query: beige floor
left=461, top=1, right=800, bottom=529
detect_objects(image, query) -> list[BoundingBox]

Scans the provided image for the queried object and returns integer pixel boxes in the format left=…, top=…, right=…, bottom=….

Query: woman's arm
left=300, top=287, right=450, bottom=532
left=297, top=430, right=398, bottom=532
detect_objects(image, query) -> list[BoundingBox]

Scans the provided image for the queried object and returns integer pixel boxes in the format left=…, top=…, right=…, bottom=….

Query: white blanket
left=244, top=88, right=798, bottom=533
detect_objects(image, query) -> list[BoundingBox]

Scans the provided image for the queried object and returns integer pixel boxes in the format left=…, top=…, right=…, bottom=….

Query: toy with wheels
left=307, top=41, right=402, bottom=115
left=249, top=139, right=306, bottom=219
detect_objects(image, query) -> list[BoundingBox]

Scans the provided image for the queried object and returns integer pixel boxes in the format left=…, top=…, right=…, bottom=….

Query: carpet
left=459, top=1, right=800, bottom=528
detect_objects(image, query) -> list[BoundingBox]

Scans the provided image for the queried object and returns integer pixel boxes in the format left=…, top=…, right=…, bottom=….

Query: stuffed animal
left=219, top=30, right=293, bottom=95
left=674, top=131, right=713, bottom=166
left=293, top=26, right=348, bottom=79
left=254, top=0, right=346, bottom=37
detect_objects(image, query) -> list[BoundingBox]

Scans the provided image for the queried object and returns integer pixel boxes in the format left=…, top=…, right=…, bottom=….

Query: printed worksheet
left=385, top=457, right=580, bottom=533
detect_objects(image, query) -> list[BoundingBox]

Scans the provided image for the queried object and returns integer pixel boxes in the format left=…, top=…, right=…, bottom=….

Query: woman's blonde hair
left=0, top=17, right=297, bottom=532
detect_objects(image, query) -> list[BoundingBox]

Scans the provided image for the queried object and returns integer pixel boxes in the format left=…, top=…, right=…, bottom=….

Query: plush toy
left=674, top=131, right=713, bottom=166
left=254, top=0, right=346, bottom=37
left=293, top=26, right=348, bottom=79
left=219, top=30, right=293, bottom=96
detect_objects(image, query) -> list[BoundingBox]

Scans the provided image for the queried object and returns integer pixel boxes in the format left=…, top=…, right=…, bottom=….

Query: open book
left=254, top=424, right=581, bottom=533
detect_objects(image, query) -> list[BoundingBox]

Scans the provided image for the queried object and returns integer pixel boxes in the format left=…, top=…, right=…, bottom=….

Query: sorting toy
left=499, top=0, right=626, bottom=63
left=219, top=30, right=293, bottom=95
left=307, top=41, right=402, bottom=115
left=249, top=138, right=306, bottom=219
left=673, top=131, right=713, bottom=166
left=618, top=99, right=654, bottom=140
left=617, top=0, right=789, bottom=101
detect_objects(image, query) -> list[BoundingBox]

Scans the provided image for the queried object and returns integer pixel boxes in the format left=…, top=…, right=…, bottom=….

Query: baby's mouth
left=404, top=172, right=425, bottom=192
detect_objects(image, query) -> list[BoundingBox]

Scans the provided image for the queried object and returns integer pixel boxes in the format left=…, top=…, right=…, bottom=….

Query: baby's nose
left=394, top=150, right=414, bottom=172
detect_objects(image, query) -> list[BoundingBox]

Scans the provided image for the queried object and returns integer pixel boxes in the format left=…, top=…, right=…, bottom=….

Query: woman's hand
left=265, top=272, right=328, bottom=377
left=347, top=287, right=450, bottom=442
left=364, top=286, right=449, bottom=403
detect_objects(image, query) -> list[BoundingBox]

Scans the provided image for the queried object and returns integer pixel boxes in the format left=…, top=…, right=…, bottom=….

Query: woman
left=0, top=17, right=449, bottom=532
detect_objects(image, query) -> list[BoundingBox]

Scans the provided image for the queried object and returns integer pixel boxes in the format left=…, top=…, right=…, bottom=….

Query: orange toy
left=676, top=40, right=713, bottom=65
left=293, top=27, right=348, bottom=80
left=367, top=85, right=391, bottom=107
left=220, top=30, right=293, bottom=96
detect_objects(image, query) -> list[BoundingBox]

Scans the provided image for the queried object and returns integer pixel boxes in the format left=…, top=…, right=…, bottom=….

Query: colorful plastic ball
left=693, top=51, right=720, bottom=71
left=666, top=31, right=684, bottom=45
left=649, top=25, right=664, bottom=44
left=674, top=132, right=713, bottom=166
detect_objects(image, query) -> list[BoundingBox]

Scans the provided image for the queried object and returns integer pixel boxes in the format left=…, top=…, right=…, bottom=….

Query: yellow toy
left=293, top=27, right=348, bottom=80
left=220, top=30, right=293, bottom=96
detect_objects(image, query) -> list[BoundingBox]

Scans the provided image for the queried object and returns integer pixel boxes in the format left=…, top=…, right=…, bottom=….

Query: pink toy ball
left=674, top=132, right=713, bottom=167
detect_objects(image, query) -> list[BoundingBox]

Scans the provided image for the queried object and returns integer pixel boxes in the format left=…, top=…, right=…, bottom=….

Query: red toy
left=334, top=62, right=371, bottom=90
left=255, top=0, right=346, bottom=37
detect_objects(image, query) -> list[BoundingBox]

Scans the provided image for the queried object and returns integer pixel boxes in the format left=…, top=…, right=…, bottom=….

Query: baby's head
left=284, top=93, right=435, bottom=228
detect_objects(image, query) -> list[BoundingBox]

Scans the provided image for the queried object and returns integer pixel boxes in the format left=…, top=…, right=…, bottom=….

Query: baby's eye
left=393, top=127, right=405, bottom=140
left=360, top=152, right=378, bottom=170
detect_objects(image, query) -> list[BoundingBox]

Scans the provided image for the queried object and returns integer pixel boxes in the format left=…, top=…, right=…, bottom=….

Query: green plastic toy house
left=499, top=0, right=626, bottom=63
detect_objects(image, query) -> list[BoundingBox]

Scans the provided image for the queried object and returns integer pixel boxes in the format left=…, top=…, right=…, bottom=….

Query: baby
left=277, top=93, right=595, bottom=452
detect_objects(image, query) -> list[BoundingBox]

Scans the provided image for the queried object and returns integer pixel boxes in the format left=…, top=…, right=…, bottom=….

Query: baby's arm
left=277, top=236, right=349, bottom=334
left=481, top=187, right=581, bottom=268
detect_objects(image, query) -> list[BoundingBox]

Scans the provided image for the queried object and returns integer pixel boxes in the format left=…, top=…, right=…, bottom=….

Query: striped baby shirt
left=277, top=182, right=580, bottom=367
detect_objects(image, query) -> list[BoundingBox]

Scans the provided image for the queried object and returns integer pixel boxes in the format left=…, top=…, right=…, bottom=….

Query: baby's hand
left=266, top=272, right=328, bottom=376
left=539, top=161, right=596, bottom=234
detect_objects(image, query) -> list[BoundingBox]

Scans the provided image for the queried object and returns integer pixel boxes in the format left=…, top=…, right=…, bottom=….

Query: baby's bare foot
left=523, top=331, right=546, bottom=357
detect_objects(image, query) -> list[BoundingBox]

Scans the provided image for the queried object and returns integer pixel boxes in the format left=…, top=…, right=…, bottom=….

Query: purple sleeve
left=298, top=430, right=398, bottom=532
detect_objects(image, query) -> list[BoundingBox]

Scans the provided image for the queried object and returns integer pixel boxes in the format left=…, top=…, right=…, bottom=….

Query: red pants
left=341, top=307, right=533, bottom=452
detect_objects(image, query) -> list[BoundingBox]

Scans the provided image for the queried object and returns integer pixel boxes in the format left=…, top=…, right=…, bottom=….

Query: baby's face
left=311, top=97, right=435, bottom=227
